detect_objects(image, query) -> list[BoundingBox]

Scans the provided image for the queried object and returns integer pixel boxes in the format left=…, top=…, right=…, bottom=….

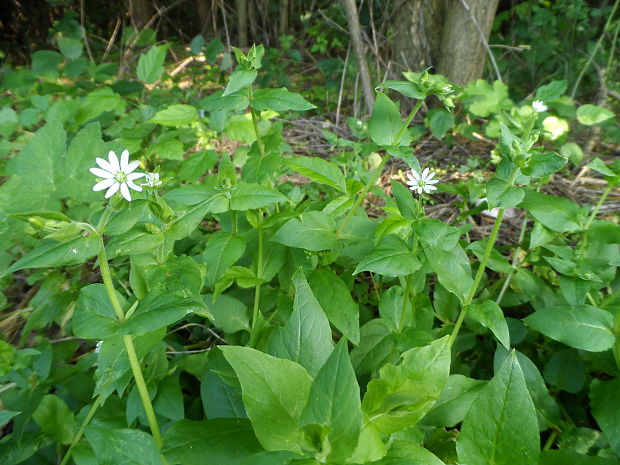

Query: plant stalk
left=59, top=397, right=101, bottom=465
left=252, top=210, right=264, bottom=330
left=584, top=185, right=612, bottom=230
left=450, top=167, right=520, bottom=346
left=98, top=236, right=163, bottom=449
left=248, top=86, right=266, bottom=157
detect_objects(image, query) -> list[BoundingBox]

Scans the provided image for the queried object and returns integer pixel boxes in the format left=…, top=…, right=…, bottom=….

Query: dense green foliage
left=0, top=5, right=619, bottom=465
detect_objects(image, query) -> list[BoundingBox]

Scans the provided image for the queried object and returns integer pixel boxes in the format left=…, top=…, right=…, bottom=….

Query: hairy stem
left=248, top=86, right=266, bottom=157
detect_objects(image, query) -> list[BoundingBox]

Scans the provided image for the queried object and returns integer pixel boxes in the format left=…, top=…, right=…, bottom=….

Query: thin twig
left=80, top=0, right=94, bottom=62
left=336, top=44, right=351, bottom=127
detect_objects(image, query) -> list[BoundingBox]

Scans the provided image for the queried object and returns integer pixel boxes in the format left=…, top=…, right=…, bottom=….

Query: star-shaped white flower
left=406, top=167, right=439, bottom=195
left=532, top=100, right=547, bottom=113
left=90, top=150, right=146, bottom=202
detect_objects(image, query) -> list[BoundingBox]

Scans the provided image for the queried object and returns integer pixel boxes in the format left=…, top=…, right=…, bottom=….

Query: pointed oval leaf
left=524, top=305, right=615, bottom=352
left=456, top=352, right=539, bottom=465
left=221, top=345, right=313, bottom=454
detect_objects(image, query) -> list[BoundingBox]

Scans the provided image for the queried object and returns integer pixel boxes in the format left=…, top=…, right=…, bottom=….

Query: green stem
left=401, top=274, right=413, bottom=331
left=496, top=213, right=529, bottom=305
left=98, top=235, right=163, bottom=449
left=584, top=185, right=612, bottom=230
left=450, top=167, right=520, bottom=347
left=252, top=210, right=263, bottom=330
left=395, top=99, right=424, bottom=144
left=543, top=430, right=558, bottom=451
left=59, top=398, right=101, bottom=465
left=338, top=99, right=424, bottom=236
left=123, top=334, right=163, bottom=449
left=248, top=86, right=266, bottom=157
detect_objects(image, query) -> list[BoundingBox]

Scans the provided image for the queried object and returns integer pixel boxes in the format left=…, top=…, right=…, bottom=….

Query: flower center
left=113, top=171, right=127, bottom=183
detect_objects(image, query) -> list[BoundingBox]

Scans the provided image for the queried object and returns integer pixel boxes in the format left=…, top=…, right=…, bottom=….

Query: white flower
left=142, top=172, right=162, bottom=187
left=90, top=150, right=146, bottom=202
left=406, top=167, right=439, bottom=195
left=95, top=340, right=103, bottom=354
left=532, top=100, right=548, bottom=113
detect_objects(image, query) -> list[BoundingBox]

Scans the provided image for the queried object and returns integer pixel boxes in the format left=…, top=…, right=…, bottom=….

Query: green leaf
left=223, top=67, right=257, bottom=96
left=251, top=88, right=316, bottom=111
left=0, top=105, right=19, bottom=137
left=221, top=345, right=313, bottom=454
left=269, top=269, right=334, bottom=377
left=272, top=211, right=338, bottom=251
left=422, top=244, right=472, bottom=303
left=520, top=189, right=582, bottom=233
left=362, top=336, right=451, bottom=434
left=588, top=157, right=618, bottom=178
left=590, top=378, right=620, bottom=456
left=122, top=291, right=208, bottom=335
left=58, top=36, right=83, bottom=59
left=469, top=300, right=510, bottom=349
left=62, top=122, right=106, bottom=202
left=378, top=286, right=410, bottom=332
left=32, top=394, right=76, bottom=445
left=576, top=104, right=615, bottom=126
left=541, top=450, right=620, bottom=465
left=463, top=80, right=512, bottom=117
left=523, top=152, right=567, bottom=178
left=543, top=349, right=585, bottom=394
left=428, top=108, right=454, bottom=140
left=499, top=123, right=520, bottom=160
left=154, top=375, right=184, bottom=421
left=230, top=183, right=288, bottom=210
left=300, top=340, right=362, bottom=463
left=456, top=352, right=539, bottom=465
left=524, top=305, right=615, bottom=352
left=391, top=179, right=418, bottom=220
left=354, top=234, right=421, bottom=277
left=31, top=50, right=63, bottom=78
left=350, top=319, right=396, bottom=376
left=149, top=104, right=198, bottom=127
left=486, top=177, right=524, bottom=209
left=205, top=294, right=250, bottom=333
left=376, top=440, right=446, bottom=465
left=495, top=348, right=561, bottom=432
left=5, top=236, right=101, bottom=276
left=467, top=239, right=513, bottom=274
left=285, top=156, right=346, bottom=193
left=201, top=90, right=250, bottom=112
left=0, top=411, right=19, bottom=428
left=535, top=80, right=567, bottom=101
left=204, top=231, right=246, bottom=287
left=377, top=80, right=425, bottom=99
left=422, top=375, right=485, bottom=428
left=136, top=44, right=168, bottom=84
left=369, top=92, right=410, bottom=146
left=162, top=419, right=262, bottom=465
left=73, top=284, right=122, bottom=339
left=310, top=269, right=360, bottom=344
left=85, top=426, right=163, bottom=465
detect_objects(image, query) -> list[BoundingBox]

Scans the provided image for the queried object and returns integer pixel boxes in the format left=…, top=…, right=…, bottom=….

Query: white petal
left=90, top=167, right=114, bottom=178
left=408, top=185, right=416, bottom=191
left=422, top=167, right=430, bottom=179
left=93, top=178, right=116, bottom=191
left=127, top=172, right=146, bottom=181
left=126, top=180, right=143, bottom=192
left=96, top=157, right=113, bottom=171
left=124, top=160, right=140, bottom=174
left=120, top=183, right=131, bottom=201
left=425, top=171, right=436, bottom=182
left=405, top=179, right=416, bottom=186
left=120, top=150, right=130, bottom=172
left=426, top=178, right=439, bottom=185
left=416, top=186, right=423, bottom=194
left=424, top=184, right=438, bottom=193
left=409, top=170, right=420, bottom=181
left=104, top=182, right=120, bottom=198
left=108, top=151, right=120, bottom=172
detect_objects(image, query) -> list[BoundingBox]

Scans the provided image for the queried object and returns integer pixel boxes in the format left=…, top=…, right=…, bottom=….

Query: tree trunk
left=342, top=0, right=375, bottom=115
left=438, top=0, right=500, bottom=86
left=128, top=0, right=153, bottom=31
left=235, top=0, right=248, bottom=47
left=391, top=0, right=499, bottom=86
left=279, top=0, right=289, bottom=39
left=392, top=0, right=446, bottom=75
